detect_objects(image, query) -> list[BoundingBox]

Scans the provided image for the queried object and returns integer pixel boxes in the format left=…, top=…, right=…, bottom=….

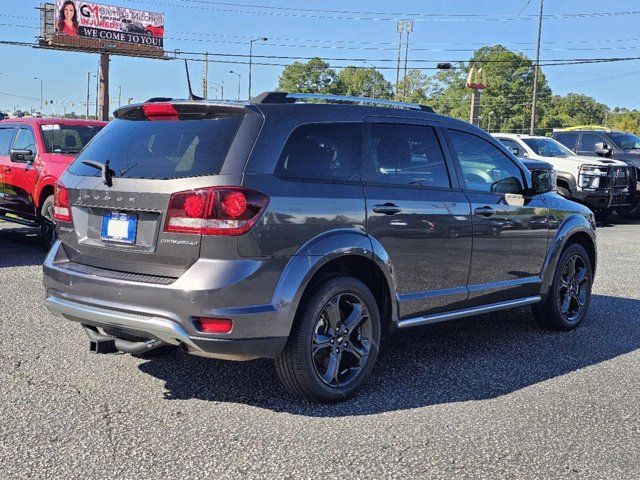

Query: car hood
left=565, top=155, right=628, bottom=168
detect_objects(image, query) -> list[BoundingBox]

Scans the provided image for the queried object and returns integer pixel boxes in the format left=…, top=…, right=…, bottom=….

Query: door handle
left=373, top=203, right=402, bottom=215
left=474, top=206, right=496, bottom=217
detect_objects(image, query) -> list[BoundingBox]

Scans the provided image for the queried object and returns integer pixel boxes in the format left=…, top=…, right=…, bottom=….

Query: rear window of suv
left=40, top=124, right=104, bottom=154
left=68, top=116, right=243, bottom=179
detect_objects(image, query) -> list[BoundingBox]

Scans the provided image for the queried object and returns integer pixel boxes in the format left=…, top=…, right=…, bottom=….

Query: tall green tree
left=336, top=66, right=393, bottom=99
left=540, top=93, right=609, bottom=130
left=277, top=58, right=339, bottom=94
left=395, top=69, right=434, bottom=104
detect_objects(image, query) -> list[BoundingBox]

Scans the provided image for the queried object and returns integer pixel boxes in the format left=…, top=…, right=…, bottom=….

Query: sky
left=1, top=0, right=640, bottom=116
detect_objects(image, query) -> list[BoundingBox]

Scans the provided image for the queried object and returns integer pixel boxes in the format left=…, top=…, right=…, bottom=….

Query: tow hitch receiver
left=90, top=337, right=117, bottom=354
left=82, top=325, right=165, bottom=355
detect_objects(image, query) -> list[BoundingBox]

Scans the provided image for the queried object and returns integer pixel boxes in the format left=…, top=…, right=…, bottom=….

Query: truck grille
left=610, top=166, right=630, bottom=187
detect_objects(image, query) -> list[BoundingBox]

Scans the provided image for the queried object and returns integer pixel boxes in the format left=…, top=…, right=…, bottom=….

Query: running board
left=397, top=296, right=541, bottom=329
left=0, top=214, right=38, bottom=228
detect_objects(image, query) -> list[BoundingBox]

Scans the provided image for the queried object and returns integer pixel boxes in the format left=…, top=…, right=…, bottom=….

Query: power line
left=125, top=0, right=640, bottom=23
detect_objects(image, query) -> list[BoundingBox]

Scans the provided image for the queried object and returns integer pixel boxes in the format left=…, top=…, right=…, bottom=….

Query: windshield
left=609, top=132, right=640, bottom=150
left=522, top=137, right=574, bottom=157
left=40, top=124, right=104, bottom=154
left=68, top=116, right=243, bottom=180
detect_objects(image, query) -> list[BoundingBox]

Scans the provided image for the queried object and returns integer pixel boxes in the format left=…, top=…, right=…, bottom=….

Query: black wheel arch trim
left=271, top=229, right=399, bottom=339
left=540, top=214, right=596, bottom=296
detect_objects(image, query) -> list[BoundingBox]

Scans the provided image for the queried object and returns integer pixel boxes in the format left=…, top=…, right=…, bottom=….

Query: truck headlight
left=578, top=165, right=608, bottom=190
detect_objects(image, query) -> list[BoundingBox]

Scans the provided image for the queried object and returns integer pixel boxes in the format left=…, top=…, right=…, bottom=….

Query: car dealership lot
left=0, top=220, right=638, bottom=479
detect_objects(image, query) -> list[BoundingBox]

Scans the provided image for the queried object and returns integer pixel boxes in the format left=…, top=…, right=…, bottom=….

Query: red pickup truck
left=0, top=118, right=105, bottom=246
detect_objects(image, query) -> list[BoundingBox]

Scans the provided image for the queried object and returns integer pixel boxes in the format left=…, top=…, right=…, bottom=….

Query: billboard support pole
left=99, top=52, right=110, bottom=121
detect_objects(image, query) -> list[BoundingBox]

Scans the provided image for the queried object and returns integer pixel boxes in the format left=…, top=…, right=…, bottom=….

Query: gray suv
left=43, top=93, right=597, bottom=403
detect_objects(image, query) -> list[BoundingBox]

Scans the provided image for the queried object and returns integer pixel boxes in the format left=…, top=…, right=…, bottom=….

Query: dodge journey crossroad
left=43, top=92, right=597, bottom=403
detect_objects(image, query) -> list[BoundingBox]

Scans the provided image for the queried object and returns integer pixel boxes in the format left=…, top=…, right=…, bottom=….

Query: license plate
left=101, top=212, right=137, bottom=244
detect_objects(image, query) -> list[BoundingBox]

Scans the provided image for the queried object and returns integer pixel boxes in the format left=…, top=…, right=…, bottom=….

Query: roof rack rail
left=251, top=91, right=434, bottom=112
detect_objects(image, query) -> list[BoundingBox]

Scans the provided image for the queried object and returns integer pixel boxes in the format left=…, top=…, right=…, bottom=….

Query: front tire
left=616, top=194, right=640, bottom=219
left=275, top=276, right=381, bottom=403
left=533, top=243, right=593, bottom=331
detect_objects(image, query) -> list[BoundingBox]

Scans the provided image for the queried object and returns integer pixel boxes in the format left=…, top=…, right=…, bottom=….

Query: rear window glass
left=553, top=133, right=577, bottom=150
left=40, top=124, right=104, bottom=154
left=68, top=116, right=243, bottom=180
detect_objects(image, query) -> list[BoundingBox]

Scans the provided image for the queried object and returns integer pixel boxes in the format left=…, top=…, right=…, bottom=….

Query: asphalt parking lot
left=0, top=219, right=638, bottom=479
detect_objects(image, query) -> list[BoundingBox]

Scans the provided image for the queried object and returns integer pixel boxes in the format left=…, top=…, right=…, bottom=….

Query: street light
left=230, top=71, right=241, bottom=101
left=86, top=71, right=97, bottom=119
left=34, top=77, right=43, bottom=110
left=210, top=81, right=224, bottom=100
left=113, top=83, right=123, bottom=108
left=248, top=37, right=268, bottom=99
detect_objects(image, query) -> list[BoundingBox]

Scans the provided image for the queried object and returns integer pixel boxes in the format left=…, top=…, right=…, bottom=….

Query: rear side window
left=40, top=124, right=103, bottom=154
left=0, top=127, right=14, bottom=155
left=69, top=116, right=243, bottom=179
left=553, top=133, right=577, bottom=150
left=276, top=123, right=362, bottom=182
left=364, top=123, right=450, bottom=188
left=580, top=133, right=603, bottom=152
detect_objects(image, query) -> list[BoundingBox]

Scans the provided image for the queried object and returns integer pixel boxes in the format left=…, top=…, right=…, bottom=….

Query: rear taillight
left=53, top=183, right=72, bottom=222
left=142, top=102, right=179, bottom=121
left=164, top=187, right=268, bottom=236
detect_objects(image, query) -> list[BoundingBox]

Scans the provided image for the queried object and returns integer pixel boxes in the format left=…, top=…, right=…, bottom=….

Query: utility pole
left=86, top=71, right=94, bottom=119
left=98, top=53, right=110, bottom=121
left=203, top=51, right=208, bottom=98
left=248, top=38, right=267, bottom=99
left=530, top=0, right=544, bottom=135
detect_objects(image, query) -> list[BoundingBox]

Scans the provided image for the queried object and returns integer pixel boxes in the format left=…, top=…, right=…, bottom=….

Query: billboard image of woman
left=57, top=0, right=79, bottom=36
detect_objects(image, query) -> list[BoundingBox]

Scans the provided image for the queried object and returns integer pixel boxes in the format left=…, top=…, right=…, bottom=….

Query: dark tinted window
left=277, top=123, right=361, bottom=182
left=12, top=128, right=36, bottom=152
left=553, top=133, right=577, bottom=150
left=0, top=127, right=15, bottom=155
left=40, top=124, right=103, bottom=154
left=609, top=132, right=640, bottom=150
left=580, top=133, right=603, bottom=152
left=448, top=129, right=524, bottom=194
left=496, top=138, right=524, bottom=157
left=522, top=138, right=573, bottom=157
left=365, top=123, right=450, bottom=188
left=69, top=116, right=243, bottom=179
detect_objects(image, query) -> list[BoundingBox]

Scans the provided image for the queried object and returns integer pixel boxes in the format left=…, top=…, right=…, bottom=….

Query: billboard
left=54, top=1, right=164, bottom=48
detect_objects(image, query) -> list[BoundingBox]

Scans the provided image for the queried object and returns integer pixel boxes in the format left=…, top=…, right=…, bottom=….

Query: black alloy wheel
left=557, top=254, right=589, bottom=323
left=311, top=293, right=373, bottom=388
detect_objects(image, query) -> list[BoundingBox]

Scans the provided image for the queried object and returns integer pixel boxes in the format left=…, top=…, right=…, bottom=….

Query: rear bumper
left=42, top=241, right=291, bottom=360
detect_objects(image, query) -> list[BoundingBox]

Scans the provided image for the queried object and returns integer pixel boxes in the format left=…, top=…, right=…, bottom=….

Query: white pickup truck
left=493, top=133, right=635, bottom=220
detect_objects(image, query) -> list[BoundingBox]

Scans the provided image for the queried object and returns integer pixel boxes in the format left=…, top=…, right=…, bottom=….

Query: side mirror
left=508, top=146, right=521, bottom=157
left=594, top=142, right=612, bottom=157
left=9, top=148, right=34, bottom=163
left=531, top=169, right=555, bottom=194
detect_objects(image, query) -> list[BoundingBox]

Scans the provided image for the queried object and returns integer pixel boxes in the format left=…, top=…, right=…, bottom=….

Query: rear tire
left=532, top=243, right=593, bottom=331
left=275, top=276, right=381, bottom=403
left=39, top=195, right=56, bottom=249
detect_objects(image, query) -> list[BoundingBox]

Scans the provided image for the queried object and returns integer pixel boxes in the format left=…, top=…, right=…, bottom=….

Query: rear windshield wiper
left=82, top=160, right=114, bottom=187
